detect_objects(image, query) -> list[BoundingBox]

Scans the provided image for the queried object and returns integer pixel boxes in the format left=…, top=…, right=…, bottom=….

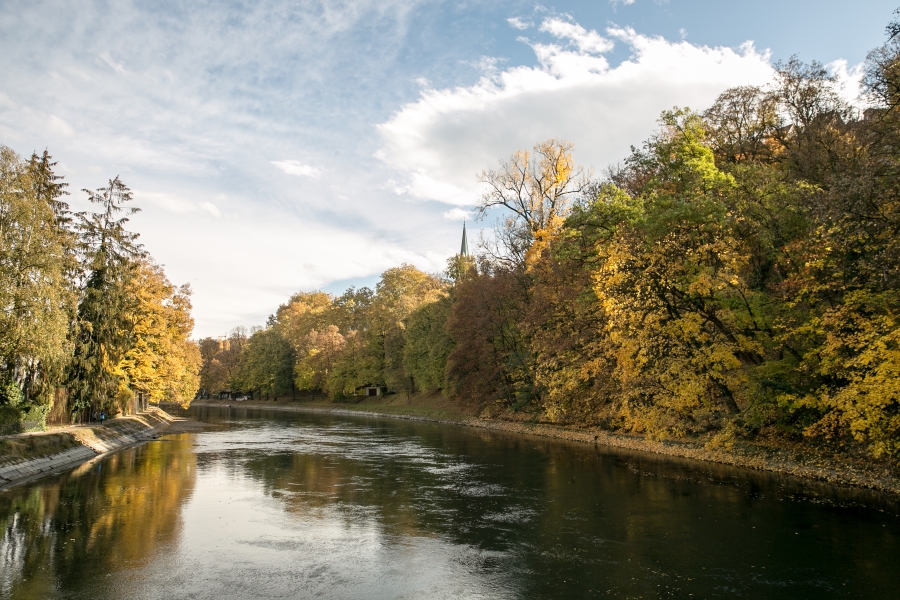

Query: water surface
left=2, top=406, right=898, bottom=599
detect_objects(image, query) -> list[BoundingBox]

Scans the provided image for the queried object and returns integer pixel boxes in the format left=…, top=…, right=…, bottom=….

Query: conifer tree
left=68, top=177, right=143, bottom=415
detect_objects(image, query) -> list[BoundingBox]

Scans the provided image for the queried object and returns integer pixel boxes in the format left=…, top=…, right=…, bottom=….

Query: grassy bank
left=0, top=408, right=177, bottom=469
left=195, top=392, right=475, bottom=420
left=0, top=433, right=82, bottom=465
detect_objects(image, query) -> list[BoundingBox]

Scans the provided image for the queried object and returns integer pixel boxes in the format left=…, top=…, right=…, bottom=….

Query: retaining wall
left=0, top=407, right=176, bottom=490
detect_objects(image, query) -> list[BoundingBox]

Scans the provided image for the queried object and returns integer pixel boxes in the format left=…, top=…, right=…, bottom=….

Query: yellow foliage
left=116, top=259, right=201, bottom=408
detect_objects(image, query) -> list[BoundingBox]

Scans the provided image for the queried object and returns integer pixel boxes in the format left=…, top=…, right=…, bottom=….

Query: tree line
left=0, top=147, right=200, bottom=432
left=203, top=18, right=900, bottom=461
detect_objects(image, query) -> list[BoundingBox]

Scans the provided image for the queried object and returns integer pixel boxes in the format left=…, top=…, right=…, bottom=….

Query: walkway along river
left=1, top=406, right=898, bottom=599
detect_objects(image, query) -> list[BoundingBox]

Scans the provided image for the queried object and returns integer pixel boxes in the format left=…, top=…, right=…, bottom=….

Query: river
left=1, top=406, right=898, bottom=599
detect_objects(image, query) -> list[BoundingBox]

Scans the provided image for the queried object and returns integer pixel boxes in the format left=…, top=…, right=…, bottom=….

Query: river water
left=1, top=406, right=898, bottom=599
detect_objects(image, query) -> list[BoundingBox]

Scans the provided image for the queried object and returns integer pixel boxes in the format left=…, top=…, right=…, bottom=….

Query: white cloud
left=0, top=92, right=16, bottom=109
left=443, top=207, right=471, bottom=221
left=507, top=17, right=532, bottom=30
left=98, top=51, right=126, bottom=74
left=200, top=201, right=221, bottom=218
left=539, top=17, right=614, bottom=54
left=827, top=59, right=867, bottom=108
left=271, top=160, right=323, bottom=177
left=377, top=20, right=776, bottom=206
left=140, top=191, right=221, bottom=218
left=47, top=114, right=76, bottom=138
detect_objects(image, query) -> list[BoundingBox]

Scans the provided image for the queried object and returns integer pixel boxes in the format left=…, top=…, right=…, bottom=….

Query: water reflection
left=1, top=406, right=898, bottom=599
left=1, top=436, right=196, bottom=598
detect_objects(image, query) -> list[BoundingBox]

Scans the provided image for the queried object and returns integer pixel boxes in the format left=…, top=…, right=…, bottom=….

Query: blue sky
left=1, top=0, right=896, bottom=337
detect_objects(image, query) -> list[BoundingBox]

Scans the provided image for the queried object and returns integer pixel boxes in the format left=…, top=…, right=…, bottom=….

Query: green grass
left=230, top=392, right=475, bottom=422
left=0, top=433, right=81, bottom=466
left=332, top=392, right=475, bottom=421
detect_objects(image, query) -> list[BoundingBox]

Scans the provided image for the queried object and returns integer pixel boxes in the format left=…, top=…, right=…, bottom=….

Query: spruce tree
left=69, top=177, right=143, bottom=415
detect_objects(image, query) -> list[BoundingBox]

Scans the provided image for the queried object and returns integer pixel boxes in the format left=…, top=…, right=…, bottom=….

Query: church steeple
left=460, top=221, right=469, bottom=257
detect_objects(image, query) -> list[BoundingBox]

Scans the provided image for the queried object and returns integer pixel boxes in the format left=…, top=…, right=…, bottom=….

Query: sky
left=1, top=0, right=897, bottom=338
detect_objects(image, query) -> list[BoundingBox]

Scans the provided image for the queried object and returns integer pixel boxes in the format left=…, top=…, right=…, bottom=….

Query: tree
left=294, top=325, right=346, bottom=394
left=0, top=146, right=76, bottom=421
left=276, top=291, right=334, bottom=349
left=404, top=295, right=453, bottom=394
left=702, top=86, right=779, bottom=164
left=116, top=259, right=201, bottom=408
left=198, top=328, right=248, bottom=396
left=68, top=177, right=143, bottom=414
left=446, top=260, right=532, bottom=408
left=477, top=138, right=588, bottom=266
left=233, top=327, right=295, bottom=398
left=523, top=200, right=617, bottom=423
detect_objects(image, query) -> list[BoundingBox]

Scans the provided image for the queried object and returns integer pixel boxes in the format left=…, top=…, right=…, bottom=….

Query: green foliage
left=404, top=296, right=453, bottom=393
left=199, top=13, right=900, bottom=463
left=0, top=147, right=76, bottom=407
left=1, top=143, right=201, bottom=421
left=233, top=328, right=295, bottom=397
left=0, top=405, right=20, bottom=436
left=218, top=265, right=448, bottom=402
left=68, top=177, right=143, bottom=412
left=0, top=372, right=24, bottom=407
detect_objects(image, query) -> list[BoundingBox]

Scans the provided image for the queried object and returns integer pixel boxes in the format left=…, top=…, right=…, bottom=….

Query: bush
left=0, top=405, right=21, bottom=436
left=19, top=404, right=49, bottom=433
left=0, top=373, right=24, bottom=407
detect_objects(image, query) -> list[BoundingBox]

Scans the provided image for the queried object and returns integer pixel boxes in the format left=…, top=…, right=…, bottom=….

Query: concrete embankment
left=0, top=408, right=177, bottom=490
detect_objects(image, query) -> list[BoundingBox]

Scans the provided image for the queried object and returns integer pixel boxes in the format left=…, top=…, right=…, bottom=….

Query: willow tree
left=68, top=177, right=143, bottom=414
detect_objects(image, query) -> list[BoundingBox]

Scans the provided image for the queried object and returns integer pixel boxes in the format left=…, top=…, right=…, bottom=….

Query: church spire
left=460, top=221, right=469, bottom=257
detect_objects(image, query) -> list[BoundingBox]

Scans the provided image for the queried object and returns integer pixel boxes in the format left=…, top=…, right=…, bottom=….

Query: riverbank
left=190, top=395, right=900, bottom=496
left=0, top=407, right=185, bottom=490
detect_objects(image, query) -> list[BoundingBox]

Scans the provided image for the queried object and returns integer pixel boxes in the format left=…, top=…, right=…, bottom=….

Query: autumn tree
left=446, top=259, right=533, bottom=408
left=294, top=325, right=347, bottom=394
left=116, top=259, right=201, bottom=408
left=233, top=327, right=295, bottom=399
left=523, top=198, right=617, bottom=423
left=276, top=291, right=334, bottom=350
left=404, top=296, right=453, bottom=394
left=477, top=138, right=589, bottom=266
left=0, top=147, right=76, bottom=422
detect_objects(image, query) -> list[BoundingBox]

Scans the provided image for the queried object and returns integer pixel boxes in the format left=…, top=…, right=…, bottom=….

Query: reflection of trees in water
left=0, top=436, right=196, bottom=597
left=235, top=443, right=438, bottom=541
left=222, top=416, right=900, bottom=599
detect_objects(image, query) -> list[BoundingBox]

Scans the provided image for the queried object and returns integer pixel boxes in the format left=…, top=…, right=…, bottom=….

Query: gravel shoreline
left=190, top=401, right=900, bottom=496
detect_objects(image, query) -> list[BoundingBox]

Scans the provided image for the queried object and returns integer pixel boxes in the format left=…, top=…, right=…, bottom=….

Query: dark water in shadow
left=1, top=406, right=898, bottom=599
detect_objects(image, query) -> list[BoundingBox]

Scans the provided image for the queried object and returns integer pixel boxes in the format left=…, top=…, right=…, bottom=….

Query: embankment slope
left=0, top=408, right=177, bottom=490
